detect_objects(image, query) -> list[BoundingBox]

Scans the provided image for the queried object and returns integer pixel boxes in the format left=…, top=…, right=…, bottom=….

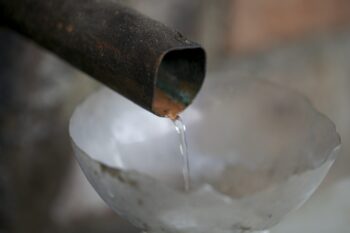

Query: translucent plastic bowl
left=70, top=75, right=340, bottom=233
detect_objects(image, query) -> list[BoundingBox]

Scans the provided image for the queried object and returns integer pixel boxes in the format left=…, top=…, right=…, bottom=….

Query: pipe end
left=152, top=46, right=206, bottom=119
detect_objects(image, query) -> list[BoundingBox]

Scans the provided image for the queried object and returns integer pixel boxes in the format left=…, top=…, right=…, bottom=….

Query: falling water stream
left=172, top=116, right=191, bottom=191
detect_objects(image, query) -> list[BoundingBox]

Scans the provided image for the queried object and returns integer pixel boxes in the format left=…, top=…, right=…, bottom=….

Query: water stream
left=172, top=116, right=191, bottom=191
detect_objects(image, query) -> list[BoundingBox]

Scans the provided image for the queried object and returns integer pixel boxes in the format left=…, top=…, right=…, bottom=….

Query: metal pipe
left=0, top=0, right=206, bottom=118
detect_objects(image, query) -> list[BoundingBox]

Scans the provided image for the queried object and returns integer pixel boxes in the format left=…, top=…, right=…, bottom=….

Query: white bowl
left=70, top=75, right=340, bottom=233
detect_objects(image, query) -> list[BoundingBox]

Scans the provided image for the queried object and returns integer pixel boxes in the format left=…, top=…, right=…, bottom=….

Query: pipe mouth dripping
left=152, top=47, right=206, bottom=119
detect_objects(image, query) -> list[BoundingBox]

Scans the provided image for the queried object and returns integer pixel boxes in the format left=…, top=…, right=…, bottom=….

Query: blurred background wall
left=1, top=0, right=350, bottom=232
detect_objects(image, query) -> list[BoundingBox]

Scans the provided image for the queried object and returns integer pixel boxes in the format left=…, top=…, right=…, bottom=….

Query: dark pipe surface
left=0, top=0, right=206, bottom=118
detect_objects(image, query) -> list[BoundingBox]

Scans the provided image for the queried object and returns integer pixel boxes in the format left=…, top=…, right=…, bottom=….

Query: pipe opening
left=153, top=47, right=206, bottom=118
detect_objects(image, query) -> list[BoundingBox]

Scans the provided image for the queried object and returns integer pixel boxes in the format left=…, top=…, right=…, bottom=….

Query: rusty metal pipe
left=0, top=0, right=206, bottom=118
